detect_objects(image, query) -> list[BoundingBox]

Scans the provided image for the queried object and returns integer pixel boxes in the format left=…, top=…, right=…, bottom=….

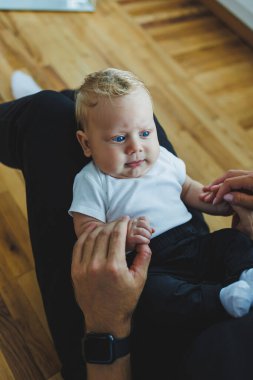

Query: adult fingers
left=90, top=223, right=116, bottom=263
left=231, top=212, right=240, bottom=229
left=230, top=205, right=253, bottom=239
left=210, top=170, right=250, bottom=186
left=71, top=224, right=98, bottom=270
left=214, top=175, right=253, bottom=209
left=225, top=191, right=253, bottom=210
left=213, top=175, right=253, bottom=206
left=130, top=244, right=152, bottom=281
left=82, top=225, right=110, bottom=265
left=107, top=216, right=129, bottom=263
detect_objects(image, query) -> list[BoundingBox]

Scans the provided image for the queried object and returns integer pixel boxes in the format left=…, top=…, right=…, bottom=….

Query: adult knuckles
left=105, top=262, right=124, bottom=279
left=223, top=177, right=233, bottom=187
left=98, top=228, right=110, bottom=239
left=226, top=169, right=246, bottom=177
left=111, top=228, right=121, bottom=241
left=89, top=263, right=103, bottom=276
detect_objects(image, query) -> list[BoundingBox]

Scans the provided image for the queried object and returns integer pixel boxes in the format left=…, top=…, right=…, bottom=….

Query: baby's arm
left=73, top=212, right=154, bottom=251
left=72, top=212, right=105, bottom=239
left=181, top=175, right=232, bottom=216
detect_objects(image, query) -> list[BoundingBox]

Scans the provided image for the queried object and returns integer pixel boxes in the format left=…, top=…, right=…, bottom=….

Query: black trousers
left=1, top=90, right=253, bottom=380
left=131, top=221, right=253, bottom=379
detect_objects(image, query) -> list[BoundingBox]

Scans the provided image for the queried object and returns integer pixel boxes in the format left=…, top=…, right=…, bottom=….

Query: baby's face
left=78, top=87, right=160, bottom=179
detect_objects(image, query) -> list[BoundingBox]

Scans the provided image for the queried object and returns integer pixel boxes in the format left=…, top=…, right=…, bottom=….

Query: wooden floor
left=1, top=0, right=253, bottom=378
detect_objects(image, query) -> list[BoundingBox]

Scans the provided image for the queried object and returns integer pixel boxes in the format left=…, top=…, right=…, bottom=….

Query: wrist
left=85, top=320, right=132, bottom=339
left=86, top=353, right=131, bottom=380
left=85, top=316, right=131, bottom=338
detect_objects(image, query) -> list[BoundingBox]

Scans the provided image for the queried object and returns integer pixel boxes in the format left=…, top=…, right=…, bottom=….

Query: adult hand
left=71, top=216, right=152, bottom=337
left=203, top=170, right=253, bottom=209
left=231, top=205, right=253, bottom=240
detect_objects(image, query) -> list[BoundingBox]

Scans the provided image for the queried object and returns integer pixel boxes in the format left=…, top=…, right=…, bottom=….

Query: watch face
left=84, top=334, right=114, bottom=364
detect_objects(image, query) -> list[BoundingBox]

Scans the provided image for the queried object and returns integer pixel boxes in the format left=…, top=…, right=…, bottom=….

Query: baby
left=69, top=68, right=253, bottom=318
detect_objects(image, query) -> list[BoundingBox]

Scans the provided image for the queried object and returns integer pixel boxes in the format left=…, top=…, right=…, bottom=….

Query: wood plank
left=0, top=165, right=27, bottom=219
left=0, top=192, right=33, bottom=278
left=0, top=349, right=15, bottom=380
left=18, top=270, right=52, bottom=340
left=0, top=295, right=45, bottom=380
left=0, top=271, right=60, bottom=379
left=199, top=0, right=253, bottom=48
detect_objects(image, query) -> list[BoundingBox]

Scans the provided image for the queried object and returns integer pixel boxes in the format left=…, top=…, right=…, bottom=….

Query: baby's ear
left=76, top=130, right=92, bottom=157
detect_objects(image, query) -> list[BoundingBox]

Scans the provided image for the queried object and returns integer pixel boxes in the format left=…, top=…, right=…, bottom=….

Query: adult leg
left=182, top=311, right=253, bottom=380
left=131, top=270, right=228, bottom=380
left=129, top=222, right=230, bottom=380
left=0, top=91, right=88, bottom=379
left=131, top=227, right=253, bottom=379
left=134, top=228, right=253, bottom=330
left=193, top=228, right=253, bottom=285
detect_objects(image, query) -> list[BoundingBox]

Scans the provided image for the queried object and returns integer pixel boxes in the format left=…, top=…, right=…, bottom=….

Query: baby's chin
left=109, top=167, right=151, bottom=179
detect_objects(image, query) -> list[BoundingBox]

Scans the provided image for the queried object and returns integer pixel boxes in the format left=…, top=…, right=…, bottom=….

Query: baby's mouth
left=125, top=160, right=145, bottom=168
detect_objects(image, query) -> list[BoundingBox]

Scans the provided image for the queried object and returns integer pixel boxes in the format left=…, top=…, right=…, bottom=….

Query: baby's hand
left=199, top=184, right=221, bottom=204
left=200, top=184, right=233, bottom=216
left=126, top=216, right=155, bottom=252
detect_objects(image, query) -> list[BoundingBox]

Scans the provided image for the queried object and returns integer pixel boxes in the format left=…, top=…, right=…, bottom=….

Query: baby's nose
left=125, top=138, right=142, bottom=154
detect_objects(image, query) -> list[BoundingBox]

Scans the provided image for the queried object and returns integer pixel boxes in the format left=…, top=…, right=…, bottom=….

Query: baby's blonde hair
left=75, top=68, right=150, bottom=130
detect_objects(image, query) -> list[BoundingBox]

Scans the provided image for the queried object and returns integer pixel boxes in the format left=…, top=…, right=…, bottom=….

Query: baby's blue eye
left=140, top=131, right=150, bottom=137
left=112, top=135, right=125, bottom=143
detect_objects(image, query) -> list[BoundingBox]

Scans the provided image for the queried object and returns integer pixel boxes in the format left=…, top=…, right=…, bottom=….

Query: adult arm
left=71, top=216, right=152, bottom=380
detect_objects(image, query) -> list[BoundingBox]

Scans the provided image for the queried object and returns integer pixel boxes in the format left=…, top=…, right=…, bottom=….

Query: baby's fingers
left=134, top=226, right=152, bottom=240
left=132, top=235, right=151, bottom=245
left=200, top=191, right=216, bottom=203
left=202, top=184, right=221, bottom=193
left=136, top=216, right=155, bottom=234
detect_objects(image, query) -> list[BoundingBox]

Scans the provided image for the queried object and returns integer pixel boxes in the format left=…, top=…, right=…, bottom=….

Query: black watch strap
left=114, top=334, right=131, bottom=359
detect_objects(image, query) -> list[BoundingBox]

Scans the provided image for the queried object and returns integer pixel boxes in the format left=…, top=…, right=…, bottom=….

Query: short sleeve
left=162, top=147, right=186, bottom=185
left=172, top=155, right=186, bottom=185
left=68, top=167, right=107, bottom=223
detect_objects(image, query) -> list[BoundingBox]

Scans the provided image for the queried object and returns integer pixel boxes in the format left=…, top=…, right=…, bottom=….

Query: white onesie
left=69, top=147, right=192, bottom=238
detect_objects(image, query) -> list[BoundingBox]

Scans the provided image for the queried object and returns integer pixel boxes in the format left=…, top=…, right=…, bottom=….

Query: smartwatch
left=83, top=333, right=131, bottom=364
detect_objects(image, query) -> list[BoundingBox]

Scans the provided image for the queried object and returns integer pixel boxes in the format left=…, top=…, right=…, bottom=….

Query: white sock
left=11, top=71, right=42, bottom=99
left=240, top=268, right=253, bottom=288
left=219, top=280, right=253, bottom=318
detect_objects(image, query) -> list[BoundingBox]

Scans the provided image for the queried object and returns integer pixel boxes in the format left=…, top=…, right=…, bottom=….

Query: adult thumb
left=224, top=192, right=253, bottom=210
left=131, top=244, right=152, bottom=278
